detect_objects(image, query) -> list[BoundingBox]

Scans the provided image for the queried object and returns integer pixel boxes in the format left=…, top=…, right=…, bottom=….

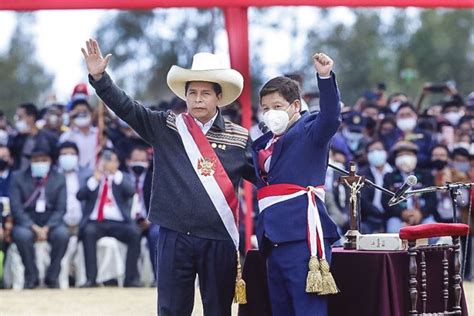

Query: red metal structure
left=1, top=0, right=471, bottom=251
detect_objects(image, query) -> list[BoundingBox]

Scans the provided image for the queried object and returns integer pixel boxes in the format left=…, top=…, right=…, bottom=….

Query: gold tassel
left=305, top=255, right=323, bottom=293
left=319, top=258, right=339, bottom=295
left=234, top=252, right=247, bottom=304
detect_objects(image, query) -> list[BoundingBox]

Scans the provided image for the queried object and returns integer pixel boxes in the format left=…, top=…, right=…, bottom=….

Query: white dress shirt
left=63, top=171, right=82, bottom=226
left=194, top=111, right=218, bottom=135
left=87, top=171, right=124, bottom=222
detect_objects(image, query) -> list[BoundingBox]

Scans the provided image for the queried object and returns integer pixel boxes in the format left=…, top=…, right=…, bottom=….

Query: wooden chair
left=399, top=223, right=469, bottom=315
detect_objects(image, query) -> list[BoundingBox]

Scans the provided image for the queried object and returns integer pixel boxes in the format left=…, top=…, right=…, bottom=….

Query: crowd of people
left=0, top=72, right=473, bottom=291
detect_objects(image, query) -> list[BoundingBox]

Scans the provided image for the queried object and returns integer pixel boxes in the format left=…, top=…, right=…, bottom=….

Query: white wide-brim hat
left=166, top=52, right=244, bottom=107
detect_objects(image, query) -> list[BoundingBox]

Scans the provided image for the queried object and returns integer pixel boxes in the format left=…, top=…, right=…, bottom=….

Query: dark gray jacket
left=90, top=73, right=255, bottom=241
left=10, top=168, right=66, bottom=228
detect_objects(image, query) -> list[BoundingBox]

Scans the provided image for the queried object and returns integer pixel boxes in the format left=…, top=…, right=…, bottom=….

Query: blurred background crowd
left=0, top=7, right=472, bottom=290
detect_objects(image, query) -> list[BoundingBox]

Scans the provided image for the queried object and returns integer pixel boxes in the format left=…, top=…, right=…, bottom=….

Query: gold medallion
left=197, top=157, right=217, bottom=177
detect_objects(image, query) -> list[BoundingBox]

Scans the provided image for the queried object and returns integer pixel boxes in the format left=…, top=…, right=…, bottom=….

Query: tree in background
left=95, top=9, right=223, bottom=104
left=0, top=14, right=53, bottom=119
left=94, top=8, right=268, bottom=111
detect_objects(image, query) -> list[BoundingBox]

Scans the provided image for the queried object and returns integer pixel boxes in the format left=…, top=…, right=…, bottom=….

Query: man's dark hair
left=99, top=147, right=117, bottom=161
left=184, top=81, right=222, bottom=96
left=259, top=76, right=300, bottom=104
left=71, top=99, right=92, bottom=111
left=430, top=144, right=450, bottom=156
left=365, top=139, right=384, bottom=152
left=127, top=145, right=148, bottom=160
left=396, top=102, right=417, bottom=114
left=452, top=147, right=469, bottom=159
left=58, top=141, right=79, bottom=155
left=18, top=103, right=38, bottom=120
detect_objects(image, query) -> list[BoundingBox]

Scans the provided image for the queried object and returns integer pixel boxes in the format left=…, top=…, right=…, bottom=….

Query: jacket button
left=186, top=232, right=190, bottom=235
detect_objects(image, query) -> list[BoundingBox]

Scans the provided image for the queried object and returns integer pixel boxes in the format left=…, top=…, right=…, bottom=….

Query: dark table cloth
left=239, top=247, right=468, bottom=316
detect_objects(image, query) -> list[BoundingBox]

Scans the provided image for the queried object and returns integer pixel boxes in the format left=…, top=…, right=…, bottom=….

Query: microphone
left=388, top=175, right=418, bottom=206
left=258, top=121, right=269, bottom=134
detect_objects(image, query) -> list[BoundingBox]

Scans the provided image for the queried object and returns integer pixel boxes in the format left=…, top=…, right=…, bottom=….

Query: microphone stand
left=401, top=182, right=474, bottom=223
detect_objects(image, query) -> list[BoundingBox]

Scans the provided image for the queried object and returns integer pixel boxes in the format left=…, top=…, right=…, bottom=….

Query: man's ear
left=294, top=99, right=302, bottom=112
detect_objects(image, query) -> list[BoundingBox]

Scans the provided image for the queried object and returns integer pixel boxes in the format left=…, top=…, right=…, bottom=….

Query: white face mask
left=59, top=154, right=79, bottom=172
left=367, top=150, right=387, bottom=167
left=0, top=129, right=8, bottom=146
left=31, top=161, right=51, bottom=178
left=389, top=101, right=401, bottom=113
left=396, top=117, right=416, bottom=132
left=444, top=112, right=462, bottom=126
left=15, top=120, right=30, bottom=133
left=263, top=107, right=292, bottom=135
left=395, top=155, right=417, bottom=173
left=74, top=115, right=91, bottom=128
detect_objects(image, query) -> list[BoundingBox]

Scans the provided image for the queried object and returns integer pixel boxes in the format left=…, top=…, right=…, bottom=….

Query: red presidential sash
left=175, top=113, right=240, bottom=249
left=257, top=183, right=339, bottom=295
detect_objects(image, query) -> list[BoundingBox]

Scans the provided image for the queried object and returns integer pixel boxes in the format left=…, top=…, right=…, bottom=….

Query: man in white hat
left=82, top=39, right=255, bottom=316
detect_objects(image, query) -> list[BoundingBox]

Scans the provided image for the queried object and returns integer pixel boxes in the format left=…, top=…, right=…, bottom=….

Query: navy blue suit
left=251, top=74, right=341, bottom=316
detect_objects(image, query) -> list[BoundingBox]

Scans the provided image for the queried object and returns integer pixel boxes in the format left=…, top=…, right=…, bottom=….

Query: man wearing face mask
left=126, top=145, right=160, bottom=281
left=252, top=53, right=341, bottom=316
left=340, top=111, right=369, bottom=162
left=9, top=103, right=59, bottom=171
left=43, top=105, right=67, bottom=138
left=380, top=102, right=436, bottom=168
left=359, top=140, right=393, bottom=233
left=429, top=145, right=469, bottom=223
left=451, top=148, right=471, bottom=175
left=10, top=143, right=69, bottom=289
left=441, top=99, right=464, bottom=128
left=382, top=141, right=437, bottom=234
left=59, top=99, right=98, bottom=171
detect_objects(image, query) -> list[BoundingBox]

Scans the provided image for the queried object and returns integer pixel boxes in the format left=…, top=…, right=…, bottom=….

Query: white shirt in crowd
left=87, top=171, right=124, bottom=222
left=63, top=171, right=82, bottom=226
left=370, top=163, right=393, bottom=212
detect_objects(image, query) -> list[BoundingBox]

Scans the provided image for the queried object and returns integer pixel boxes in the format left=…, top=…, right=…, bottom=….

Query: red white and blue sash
left=175, top=113, right=240, bottom=249
left=257, top=184, right=326, bottom=261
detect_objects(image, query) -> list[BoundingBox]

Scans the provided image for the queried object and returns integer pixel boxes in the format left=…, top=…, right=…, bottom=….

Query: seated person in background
left=359, top=140, right=393, bottom=233
left=125, top=145, right=159, bottom=281
left=10, top=143, right=69, bottom=289
left=57, top=141, right=87, bottom=236
left=429, top=144, right=469, bottom=223
left=77, top=148, right=141, bottom=288
left=382, top=141, right=437, bottom=234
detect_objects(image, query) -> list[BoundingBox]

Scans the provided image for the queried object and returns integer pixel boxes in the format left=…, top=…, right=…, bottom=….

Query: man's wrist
left=91, top=73, right=104, bottom=81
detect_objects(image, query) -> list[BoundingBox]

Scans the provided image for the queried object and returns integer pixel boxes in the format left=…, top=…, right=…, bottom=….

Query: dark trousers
left=12, top=224, right=69, bottom=284
left=143, top=223, right=160, bottom=280
left=81, top=220, right=141, bottom=284
left=157, top=227, right=237, bottom=316
left=266, top=239, right=332, bottom=316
